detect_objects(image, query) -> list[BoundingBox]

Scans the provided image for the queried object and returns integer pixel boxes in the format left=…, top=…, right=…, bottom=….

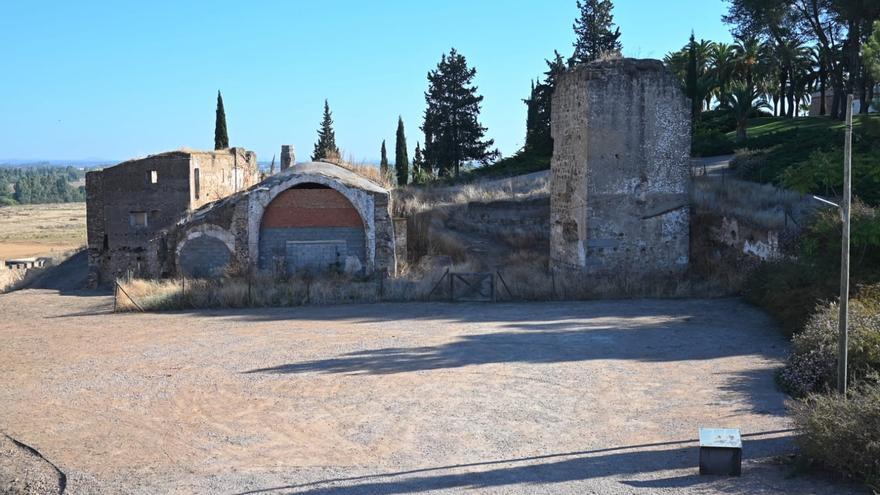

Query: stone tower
left=549, top=58, right=691, bottom=285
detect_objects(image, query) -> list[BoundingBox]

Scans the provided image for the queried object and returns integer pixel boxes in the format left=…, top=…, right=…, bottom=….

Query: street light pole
left=837, top=94, right=853, bottom=395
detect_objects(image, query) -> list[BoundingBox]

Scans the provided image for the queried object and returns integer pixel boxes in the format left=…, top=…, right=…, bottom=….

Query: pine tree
left=523, top=51, right=567, bottom=155
left=422, top=48, right=498, bottom=177
left=311, top=99, right=339, bottom=161
left=394, top=117, right=409, bottom=186
left=214, top=90, right=229, bottom=150
left=379, top=140, right=389, bottom=176
left=572, top=0, right=622, bottom=64
left=411, top=142, right=425, bottom=183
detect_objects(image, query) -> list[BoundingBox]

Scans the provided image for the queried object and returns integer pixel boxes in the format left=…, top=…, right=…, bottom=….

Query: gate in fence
left=428, top=269, right=514, bottom=302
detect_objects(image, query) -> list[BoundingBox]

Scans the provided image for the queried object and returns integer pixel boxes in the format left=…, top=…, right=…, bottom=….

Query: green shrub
left=691, top=129, right=736, bottom=157
left=743, top=205, right=880, bottom=336
left=779, top=291, right=880, bottom=396
left=782, top=150, right=880, bottom=205
left=792, top=384, right=880, bottom=489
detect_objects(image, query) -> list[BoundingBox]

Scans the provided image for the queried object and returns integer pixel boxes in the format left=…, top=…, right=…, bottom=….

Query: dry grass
left=114, top=264, right=481, bottom=312
left=692, top=175, right=815, bottom=230
left=0, top=203, right=86, bottom=259
left=320, top=150, right=396, bottom=189
left=394, top=174, right=549, bottom=217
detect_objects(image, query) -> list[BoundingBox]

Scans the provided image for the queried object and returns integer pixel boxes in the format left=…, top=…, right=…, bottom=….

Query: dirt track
left=0, top=290, right=866, bottom=494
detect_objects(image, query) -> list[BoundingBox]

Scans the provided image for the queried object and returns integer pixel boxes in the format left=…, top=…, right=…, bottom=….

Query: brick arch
left=248, top=175, right=376, bottom=272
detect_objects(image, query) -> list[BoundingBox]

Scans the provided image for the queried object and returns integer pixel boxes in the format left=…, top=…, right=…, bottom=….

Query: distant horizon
left=1, top=1, right=733, bottom=163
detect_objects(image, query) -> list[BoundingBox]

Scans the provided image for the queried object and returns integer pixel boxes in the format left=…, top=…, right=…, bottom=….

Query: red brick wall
left=261, top=188, right=363, bottom=228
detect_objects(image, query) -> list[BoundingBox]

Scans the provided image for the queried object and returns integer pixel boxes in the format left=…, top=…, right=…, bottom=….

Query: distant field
left=0, top=202, right=86, bottom=259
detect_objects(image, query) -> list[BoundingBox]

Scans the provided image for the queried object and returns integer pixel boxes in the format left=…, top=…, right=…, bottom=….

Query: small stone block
left=699, top=428, right=742, bottom=476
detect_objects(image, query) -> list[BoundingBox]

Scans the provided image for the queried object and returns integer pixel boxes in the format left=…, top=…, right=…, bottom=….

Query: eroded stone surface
left=550, top=58, right=691, bottom=291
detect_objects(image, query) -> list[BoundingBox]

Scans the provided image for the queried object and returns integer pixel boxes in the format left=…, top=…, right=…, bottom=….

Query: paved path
left=691, top=155, right=736, bottom=176
left=0, top=290, right=866, bottom=494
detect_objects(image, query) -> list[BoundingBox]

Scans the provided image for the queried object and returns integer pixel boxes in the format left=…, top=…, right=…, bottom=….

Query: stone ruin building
left=549, top=58, right=692, bottom=286
left=86, top=146, right=400, bottom=286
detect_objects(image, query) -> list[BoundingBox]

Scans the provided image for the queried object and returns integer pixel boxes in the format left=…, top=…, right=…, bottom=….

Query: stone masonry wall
left=86, top=148, right=258, bottom=285
left=190, top=148, right=259, bottom=209
left=550, top=58, right=691, bottom=286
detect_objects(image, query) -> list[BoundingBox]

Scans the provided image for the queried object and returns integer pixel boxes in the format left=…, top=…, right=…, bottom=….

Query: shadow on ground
left=242, top=301, right=784, bottom=380
left=233, top=434, right=799, bottom=495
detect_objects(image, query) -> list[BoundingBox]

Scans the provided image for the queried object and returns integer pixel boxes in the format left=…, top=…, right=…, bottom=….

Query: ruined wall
left=373, top=193, right=397, bottom=276
left=164, top=161, right=398, bottom=279
left=393, top=217, right=408, bottom=269
left=178, top=234, right=234, bottom=278
left=190, top=148, right=259, bottom=209
left=550, top=58, right=691, bottom=287
left=97, top=153, right=191, bottom=250
left=86, top=148, right=258, bottom=285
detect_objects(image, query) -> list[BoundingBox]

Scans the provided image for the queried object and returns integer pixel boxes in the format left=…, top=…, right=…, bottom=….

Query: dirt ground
left=0, top=289, right=867, bottom=494
left=0, top=203, right=85, bottom=260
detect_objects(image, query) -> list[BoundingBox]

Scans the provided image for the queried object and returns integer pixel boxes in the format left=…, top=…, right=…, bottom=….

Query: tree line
left=665, top=2, right=880, bottom=133
left=306, top=0, right=623, bottom=185
left=221, top=1, right=880, bottom=186
left=0, top=167, right=86, bottom=206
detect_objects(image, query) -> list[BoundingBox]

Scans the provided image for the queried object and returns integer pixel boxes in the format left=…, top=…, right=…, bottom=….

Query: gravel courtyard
left=0, top=289, right=866, bottom=494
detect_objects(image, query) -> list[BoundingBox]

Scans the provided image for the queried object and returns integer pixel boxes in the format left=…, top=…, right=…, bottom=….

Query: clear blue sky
left=0, top=1, right=733, bottom=163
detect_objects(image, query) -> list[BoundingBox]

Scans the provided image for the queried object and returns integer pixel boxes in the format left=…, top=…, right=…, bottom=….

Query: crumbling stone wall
left=85, top=148, right=258, bottom=285
left=164, top=161, right=398, bottom=278
left=190, top=148, right=259, bottom=208
left=550, top=58, right=691, bottom=286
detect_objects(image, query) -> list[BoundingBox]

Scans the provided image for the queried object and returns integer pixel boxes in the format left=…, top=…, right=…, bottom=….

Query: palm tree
left=733, top=35, right=765, bottom=90
left=726, top=81, right=770, bottom=142
left=695, top=39, right=715, bottom=72
left=810, top=46, right=828, bottom=116
left=709, top=42, right=737, bottom=103
left=773, top=39, right=811, bottom=117
left=663, top=49, right=689, bottom=85
left=697, top=74, right=718, bottom=111
left=790, top=47, right=817, bottom=116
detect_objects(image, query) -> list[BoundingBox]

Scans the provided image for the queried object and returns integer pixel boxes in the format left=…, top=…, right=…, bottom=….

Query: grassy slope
left=443, top=115, right=879, bottom=184
left=734, top=115, right=863, bottom=139
left=729, top=115, right=880, bottom=194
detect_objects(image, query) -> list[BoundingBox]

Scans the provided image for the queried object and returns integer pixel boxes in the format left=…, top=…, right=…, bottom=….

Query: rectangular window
left=129, top=211, right=148, bottom=228
left=194, top=168, right=200, bottom=200
left=148, top=170, right=158, bottom=184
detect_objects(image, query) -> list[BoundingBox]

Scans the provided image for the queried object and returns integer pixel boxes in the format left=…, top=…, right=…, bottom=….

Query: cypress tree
left=312, top=99, right=339, bottom=161
left=411, top=142, right=424, bottom=183
left=523, top=51, right=566, bottom=155
left=380, top=140, right=389, bottom=176
left=422, top=48, right=498, bottom=177
left=686, top=32, right=700, bottom=124
left=214, top=90, right=229, bottom=150
left=572, top=0, right=622, bottom=64
left=394, top=117, right=409, bottom=186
